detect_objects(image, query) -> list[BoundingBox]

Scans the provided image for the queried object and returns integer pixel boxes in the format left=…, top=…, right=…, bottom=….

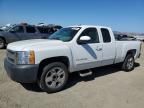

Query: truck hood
left=7, top=39, right=65, bottom=51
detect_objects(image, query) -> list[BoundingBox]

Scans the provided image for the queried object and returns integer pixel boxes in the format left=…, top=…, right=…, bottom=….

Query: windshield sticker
left=71, top=27, right=80, bottom=30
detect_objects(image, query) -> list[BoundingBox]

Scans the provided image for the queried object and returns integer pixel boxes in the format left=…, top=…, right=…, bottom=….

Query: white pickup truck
left=4, top=25, right=141, bottom=93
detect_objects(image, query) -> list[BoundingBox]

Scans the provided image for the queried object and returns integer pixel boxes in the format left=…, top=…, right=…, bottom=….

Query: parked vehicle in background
left=114, top=34, right=136, bottom=41
left=114, top=31, right=144, bottom=42
left=0, top=23, right=62, bottom=49
left=37, top=24, right=62, bottom=35
left=134, top=35, right=144, bottom=41
left=4, top=25, right=141, bottom=93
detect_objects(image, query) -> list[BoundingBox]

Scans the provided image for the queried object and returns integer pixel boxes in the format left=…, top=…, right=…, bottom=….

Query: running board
left=79, top=70, right=92, bottom=77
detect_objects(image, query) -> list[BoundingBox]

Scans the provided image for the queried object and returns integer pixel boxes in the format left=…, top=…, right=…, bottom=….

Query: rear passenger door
left=101, top=28, right=116, bottom=66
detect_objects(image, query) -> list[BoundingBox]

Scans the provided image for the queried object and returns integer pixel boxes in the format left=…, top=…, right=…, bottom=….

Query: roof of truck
left=69, top=25, right=111, bottom=29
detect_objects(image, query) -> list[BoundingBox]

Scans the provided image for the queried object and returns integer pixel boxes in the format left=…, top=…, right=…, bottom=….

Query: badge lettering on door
left=76, top=58, right=88, bottom=61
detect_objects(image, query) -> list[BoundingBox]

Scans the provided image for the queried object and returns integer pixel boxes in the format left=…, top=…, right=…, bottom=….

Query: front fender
left=0, top=33, right=11, bottom=44
left=35, top=46, right=74, bottom=72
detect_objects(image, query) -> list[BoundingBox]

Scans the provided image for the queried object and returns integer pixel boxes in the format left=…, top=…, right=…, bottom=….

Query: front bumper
left=4, top=58, right=39, bottom=83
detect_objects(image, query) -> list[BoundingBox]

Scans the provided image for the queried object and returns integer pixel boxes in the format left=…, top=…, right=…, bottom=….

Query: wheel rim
left=45, top=67, right=65, bottom=89
left=0, top=40, right=4, bottom=48
left=127, top=57, right=134, bottom=70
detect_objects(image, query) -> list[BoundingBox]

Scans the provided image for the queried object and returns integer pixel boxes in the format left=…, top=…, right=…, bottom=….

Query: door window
left=11, top=26, right=24, bottom=33
left=37, top=27, right=49, bottom=34
left=79, top=28, right=99, bottom=43
left=26, top=26, right=36, bottom=33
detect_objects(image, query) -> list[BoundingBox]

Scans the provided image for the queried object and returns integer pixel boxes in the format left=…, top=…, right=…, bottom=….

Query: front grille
left=7, top=49, right=16, bottom=63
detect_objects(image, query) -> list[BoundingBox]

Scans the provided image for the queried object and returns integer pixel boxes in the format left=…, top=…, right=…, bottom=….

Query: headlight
left=15, top=51, right=35, bottom=64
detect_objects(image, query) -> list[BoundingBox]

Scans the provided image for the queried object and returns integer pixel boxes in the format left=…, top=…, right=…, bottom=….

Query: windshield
left=48, top=27, right=81, bottom=42
left=2, top=25, right=15, bottom=31
left=5, top=26, right=12, bottom=31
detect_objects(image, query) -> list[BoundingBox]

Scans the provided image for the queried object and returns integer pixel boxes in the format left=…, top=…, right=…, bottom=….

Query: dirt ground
left=0, top=44, right=144, bottom=108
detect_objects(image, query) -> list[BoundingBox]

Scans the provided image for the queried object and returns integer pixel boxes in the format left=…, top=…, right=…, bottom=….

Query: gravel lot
left=0, top=44, right=144, bottom=108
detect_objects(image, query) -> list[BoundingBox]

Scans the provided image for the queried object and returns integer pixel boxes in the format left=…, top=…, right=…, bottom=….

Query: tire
left=0, top=38, right=5, bottom=49
left=122, top=54, right=135, bottom=72
left=38, top=62, right=69, bottom=93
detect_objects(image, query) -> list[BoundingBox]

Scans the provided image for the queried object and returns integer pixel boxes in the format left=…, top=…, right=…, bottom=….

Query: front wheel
left=122, top=54, right=135, bottom=72
left=0, top=38, right=5, bottom=49
left=38, top=62, right=69, bottom=93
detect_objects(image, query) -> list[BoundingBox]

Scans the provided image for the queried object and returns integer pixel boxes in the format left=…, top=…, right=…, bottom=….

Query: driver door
left=71, top=28, right=103, bottom=71
left=7, top=25, right=25, bottom=43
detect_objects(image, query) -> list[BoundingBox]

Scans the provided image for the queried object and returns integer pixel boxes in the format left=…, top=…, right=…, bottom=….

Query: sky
left=0, top=0, right=144, bottom=33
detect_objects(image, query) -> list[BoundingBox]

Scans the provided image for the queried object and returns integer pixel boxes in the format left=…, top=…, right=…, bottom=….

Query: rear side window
left=101, top=28, right=111, bottom=43
left=26, top=26, right=36, bottom=33
left=37, top=27, right=49, bottom=34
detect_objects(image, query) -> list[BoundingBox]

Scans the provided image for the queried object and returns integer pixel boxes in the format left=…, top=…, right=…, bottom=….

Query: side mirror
left=78, top=36, right=91, bottom=44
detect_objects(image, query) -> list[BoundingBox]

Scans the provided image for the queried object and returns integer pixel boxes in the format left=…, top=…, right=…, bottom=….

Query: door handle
left=96, top=48, right=102, bottom=51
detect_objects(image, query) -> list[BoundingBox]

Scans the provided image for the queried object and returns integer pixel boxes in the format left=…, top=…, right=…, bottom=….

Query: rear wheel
left=38, top=62, right=69, bottom=93
left=0, top=38, right=5, bottom=49
left=122, top=54, right=135, bottom=71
